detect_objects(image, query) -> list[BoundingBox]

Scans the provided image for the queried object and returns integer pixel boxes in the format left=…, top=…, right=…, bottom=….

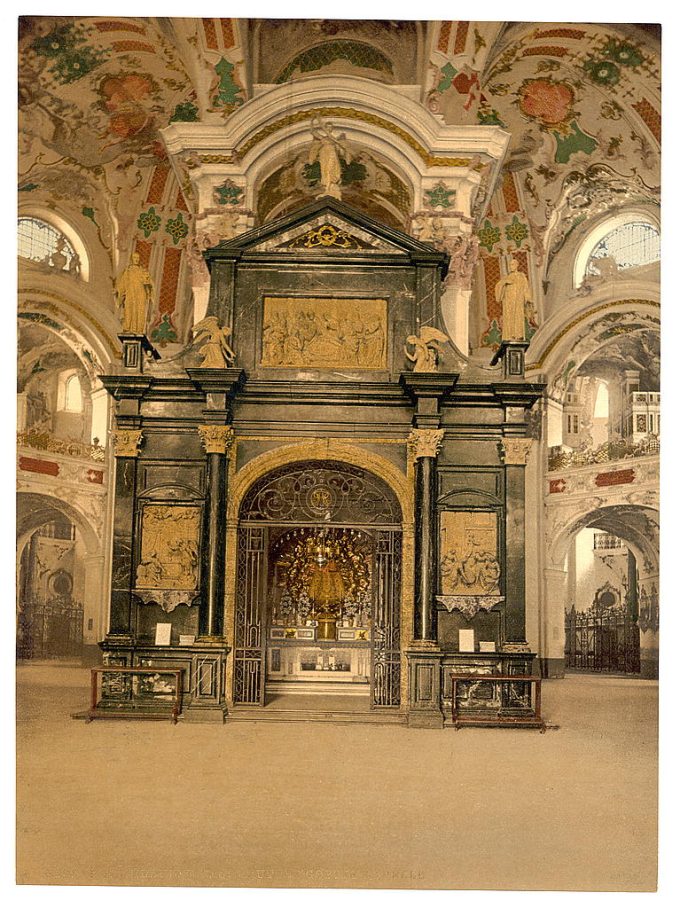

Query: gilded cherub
left=192, top=316, right=236, bottom=368
left=404, top=327, right=451, bottom=372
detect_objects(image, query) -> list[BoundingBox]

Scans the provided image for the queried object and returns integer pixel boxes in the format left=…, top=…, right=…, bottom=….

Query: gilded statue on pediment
left=115, top=252, right=154, bottom=335
left=494, top=258, right=532, bottom=341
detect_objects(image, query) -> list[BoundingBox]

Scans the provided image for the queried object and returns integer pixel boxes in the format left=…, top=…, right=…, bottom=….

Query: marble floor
left=15, top=663, right=658, bottom=891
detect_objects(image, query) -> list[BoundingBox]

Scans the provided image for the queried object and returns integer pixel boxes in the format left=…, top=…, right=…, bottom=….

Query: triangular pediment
left=204, top=196, right=448, bottom=270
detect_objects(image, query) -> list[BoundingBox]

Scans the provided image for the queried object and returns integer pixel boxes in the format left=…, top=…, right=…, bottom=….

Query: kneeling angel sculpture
left=192, top=316, right=236, bottom=368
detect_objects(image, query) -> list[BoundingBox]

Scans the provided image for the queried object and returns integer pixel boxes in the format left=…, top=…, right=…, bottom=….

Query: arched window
left=18, top=217, right=81, bottom=275
left=574, top=213, right=660, bottom=287
left=57, top=370, right=83, bottom=413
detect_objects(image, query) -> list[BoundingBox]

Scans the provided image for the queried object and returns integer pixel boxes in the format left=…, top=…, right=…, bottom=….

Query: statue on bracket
left=192, top=316, right=236, bottom=368
left=308, top=115, right=347, bottom=199
left=404, top=326, right=451, bottom=372
left=494, top=257, right=533, bottom=341
left=115, top=251, right=154, bottom=335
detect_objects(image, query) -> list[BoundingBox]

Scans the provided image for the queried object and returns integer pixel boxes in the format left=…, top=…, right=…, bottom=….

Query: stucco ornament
left=404, top=327, right=451, bottom=372
left=115, top=252, right=154, bottom=335
left=192, top=317, right=236, bottom=368
left=494, top=258, right=533, bottom=340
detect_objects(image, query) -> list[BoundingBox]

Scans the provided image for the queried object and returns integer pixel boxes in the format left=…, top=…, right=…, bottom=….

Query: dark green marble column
left=107, top=429, right=143, bottom=639
left=499, top=437, right=533, bottom=644
left=410, top=429, right=444, bottom=642
left=197, top=426, right=233, bottom=639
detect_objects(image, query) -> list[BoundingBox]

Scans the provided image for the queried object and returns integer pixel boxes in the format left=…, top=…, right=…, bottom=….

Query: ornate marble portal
left=98, top=197, right=544, bottom=725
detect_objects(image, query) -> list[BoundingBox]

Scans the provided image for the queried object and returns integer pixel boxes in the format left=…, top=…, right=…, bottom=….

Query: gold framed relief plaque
left=261, top=296, right=388, bottom=370
left=135, top=505, right=201, bottom=590
left=439, top=510, right=501, bottom=596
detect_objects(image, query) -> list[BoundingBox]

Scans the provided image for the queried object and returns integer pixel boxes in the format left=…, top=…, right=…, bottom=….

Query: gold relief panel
left=136, top=505, right=201, bottom=591
left=261, top=296, right=387, bottom=370
left=439, top=511, right=501, bottom=596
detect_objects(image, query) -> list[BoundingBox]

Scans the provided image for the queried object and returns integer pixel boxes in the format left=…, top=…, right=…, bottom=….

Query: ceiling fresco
left=18, top=18, right=661, bottom=353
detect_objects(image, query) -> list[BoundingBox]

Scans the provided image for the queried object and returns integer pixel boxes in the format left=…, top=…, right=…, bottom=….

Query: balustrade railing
left=17, top=430, right=106, bottom=463
left=548, top=435, right=659, bottom=472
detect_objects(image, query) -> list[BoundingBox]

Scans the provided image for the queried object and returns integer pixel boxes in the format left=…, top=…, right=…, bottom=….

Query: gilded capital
left=111, top=428, right=143, bottom=458
left=198, top=424, right=235, bottom=455
left=407, top=428, right=445, bottom=461
left=498, top=437, right=533, bottom=465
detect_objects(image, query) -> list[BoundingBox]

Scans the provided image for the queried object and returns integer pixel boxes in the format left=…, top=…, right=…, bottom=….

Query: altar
left=95, top=196, right=543, bottom=726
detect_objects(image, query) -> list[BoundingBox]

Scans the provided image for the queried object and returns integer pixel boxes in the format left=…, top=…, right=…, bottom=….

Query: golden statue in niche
left=270, top=528, right=372, bottom=640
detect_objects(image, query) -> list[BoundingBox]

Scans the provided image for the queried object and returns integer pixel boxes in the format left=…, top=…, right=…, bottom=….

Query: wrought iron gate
left=564, top=603, right=640, bottom=674
left=233, top=461, right=403, bottom=707
left=234, top=526, right=266, bottom=704
left=16, top=599, right=84, bottom=659
left=372, top=529, right=401, bottom=706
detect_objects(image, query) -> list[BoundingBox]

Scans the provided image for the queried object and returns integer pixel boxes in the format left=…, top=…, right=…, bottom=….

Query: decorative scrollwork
left=239, top=461, right=401, bottom=525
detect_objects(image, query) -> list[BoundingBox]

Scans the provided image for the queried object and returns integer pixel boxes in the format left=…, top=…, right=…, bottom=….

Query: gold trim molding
left=198, top=425, right=235, bottom=455
left=111, top=429, right=143, bottom=458
left=526, top=299, right=660, bottom=371
left=498, top=437, right=533, bottom=465
left=407, top=429, right=445, bottom=460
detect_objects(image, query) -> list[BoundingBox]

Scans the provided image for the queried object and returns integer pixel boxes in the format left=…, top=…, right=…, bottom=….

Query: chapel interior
left=15, top=15, right=660, bottom=888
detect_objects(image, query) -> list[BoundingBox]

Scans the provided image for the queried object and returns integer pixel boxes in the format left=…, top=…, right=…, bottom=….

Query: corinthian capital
left=408, top=428, right=445, bottom=460
left=111, top=429, right=143, bottom=458
left=498, top=437, right=533, bottom=465
left=198, top=424, right=235, bottom=455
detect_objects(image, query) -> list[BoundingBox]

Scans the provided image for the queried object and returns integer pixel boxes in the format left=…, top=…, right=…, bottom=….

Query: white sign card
left=155, top=623, right=172, bottom=646
left=459, top=629, right=475, bottom=652
left=479, top=641, right=496, bottom=653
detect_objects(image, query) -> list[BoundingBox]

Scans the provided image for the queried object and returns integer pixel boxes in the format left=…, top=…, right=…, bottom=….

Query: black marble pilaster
left=199, top=449, right=227, bottom=639
left=414, top=454, right=437, bottom=642
left=504, top=461, right=527, bottom=642
left=108, top=455, right=139, bottom=638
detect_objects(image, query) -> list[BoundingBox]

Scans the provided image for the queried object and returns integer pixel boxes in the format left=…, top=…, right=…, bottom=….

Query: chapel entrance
left=233, top=461, right=402, bottom=708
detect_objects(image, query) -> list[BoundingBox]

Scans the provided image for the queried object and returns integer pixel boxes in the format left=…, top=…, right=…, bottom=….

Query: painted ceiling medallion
left=518, top=77, right=575, bottom=130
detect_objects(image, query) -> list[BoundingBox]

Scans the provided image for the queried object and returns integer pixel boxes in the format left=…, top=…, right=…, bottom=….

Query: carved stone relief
left=135, top=505, right=200, bottom=591
left=407, top=429, right=445, bottom=460
left=261, top=297, right=387, bottom=370
left=439, top=511, right=501, bottom=596
left=111, top=429, right=143, bottom=458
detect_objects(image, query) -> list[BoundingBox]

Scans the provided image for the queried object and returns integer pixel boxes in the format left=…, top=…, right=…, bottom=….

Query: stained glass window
left=586, top=221, right=660, bottom=275
left=18, top=217, right=76, bottom=270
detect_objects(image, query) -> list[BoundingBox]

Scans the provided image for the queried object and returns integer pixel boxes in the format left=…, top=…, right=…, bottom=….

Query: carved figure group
left=404, top=327, right=451, bottom=372
left=441, top=547, right=501, bottom=595
left=115, top=251, right=154, bottom=335
left=192, top=316, right=236, bottom=368
left=262, top=301, right=385, bottom=369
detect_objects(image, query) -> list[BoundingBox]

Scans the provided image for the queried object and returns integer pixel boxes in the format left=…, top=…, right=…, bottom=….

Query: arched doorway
left=233, top=460, right=403, bottom=708
left=16, top=492, right=105, bottom=662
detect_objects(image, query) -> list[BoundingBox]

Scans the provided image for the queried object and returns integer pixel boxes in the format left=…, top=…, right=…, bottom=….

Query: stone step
left=227, top=706, right=405, bottom=725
